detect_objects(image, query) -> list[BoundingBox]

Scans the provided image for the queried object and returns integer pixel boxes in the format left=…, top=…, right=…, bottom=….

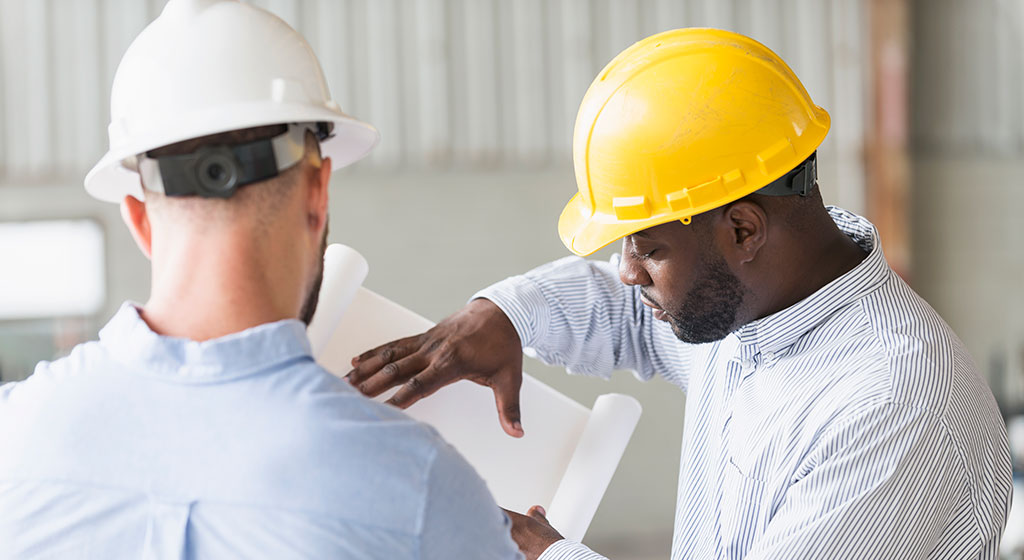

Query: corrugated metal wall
left=0, top=0, right=868, bottom=201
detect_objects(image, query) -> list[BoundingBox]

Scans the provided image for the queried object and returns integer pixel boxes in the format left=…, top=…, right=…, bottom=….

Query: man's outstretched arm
left=345, top=255, right=688, bottom=436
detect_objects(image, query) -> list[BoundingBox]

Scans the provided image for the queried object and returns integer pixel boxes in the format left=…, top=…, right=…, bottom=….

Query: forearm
left=475, top=255, right=669, bottom=380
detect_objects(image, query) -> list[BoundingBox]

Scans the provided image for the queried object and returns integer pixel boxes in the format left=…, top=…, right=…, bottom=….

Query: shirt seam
left=0, top=474, right=423, bottom=537
left=415, top=443, right=441, bottom=560
left=102, top=348, right=315, bottom=385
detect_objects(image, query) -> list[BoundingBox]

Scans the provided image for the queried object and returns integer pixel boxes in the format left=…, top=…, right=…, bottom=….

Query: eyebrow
left=631, top=230, right=652, bottom=239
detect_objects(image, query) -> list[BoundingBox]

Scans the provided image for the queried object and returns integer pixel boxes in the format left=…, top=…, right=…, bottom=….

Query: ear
left=120, top=195, right=153, bottom=259
left=720, top=200, right=768, bottom=264
left=307, top=156, right=331, bottom=232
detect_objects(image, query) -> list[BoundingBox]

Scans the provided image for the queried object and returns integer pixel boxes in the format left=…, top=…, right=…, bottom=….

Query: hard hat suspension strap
left=137, top=123, right=324, bottom=199
left=755, top=152, right=817, bottom=197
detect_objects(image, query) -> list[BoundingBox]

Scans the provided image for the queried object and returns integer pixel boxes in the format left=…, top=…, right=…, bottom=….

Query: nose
left=619, top=239, right=652, bottom=287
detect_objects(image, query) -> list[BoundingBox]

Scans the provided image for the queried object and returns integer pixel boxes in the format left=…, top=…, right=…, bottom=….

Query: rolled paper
left=316, top=284, right=643, bottom=541
left=306, top=244, right=369, bottom=357
left=315, top=254, right=643, bottom=544
left=546, top=393, right=643, bottom=542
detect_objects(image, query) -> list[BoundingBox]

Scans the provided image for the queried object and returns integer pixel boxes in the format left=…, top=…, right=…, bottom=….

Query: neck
left=754, top=214, right=867, bottom=320
left=142, top=230, right=306, bottom=341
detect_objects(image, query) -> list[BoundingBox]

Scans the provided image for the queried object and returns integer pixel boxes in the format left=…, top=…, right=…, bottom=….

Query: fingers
left=346, top=336, right=420, bottom=386
left=385, top=364, right=449, bottom=409
left=503, top=505, right=563, bottom=559
left=491, top=366, right=524, bottom=438
left=355, top=354, right=426, bottom=398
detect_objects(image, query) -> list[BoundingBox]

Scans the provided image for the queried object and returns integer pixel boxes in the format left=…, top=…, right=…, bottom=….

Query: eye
left=630, top=247, right=656, bottom=260
left=625, top=236, right=660, bottom=260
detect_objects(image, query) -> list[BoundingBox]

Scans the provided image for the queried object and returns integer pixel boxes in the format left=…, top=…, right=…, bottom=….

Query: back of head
left=80, top=0, right=379, bottom=332
left=141, top=124, right=322, bottom=237
left=76, top=0, right=382, bottom=337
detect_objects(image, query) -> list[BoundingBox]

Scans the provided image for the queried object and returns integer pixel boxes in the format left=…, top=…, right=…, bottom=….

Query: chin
left=669, top=320, right=734, bottom=345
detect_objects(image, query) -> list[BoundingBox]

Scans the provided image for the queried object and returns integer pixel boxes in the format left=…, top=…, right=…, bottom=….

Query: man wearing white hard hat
left=0, top=1, right=521, bottom=558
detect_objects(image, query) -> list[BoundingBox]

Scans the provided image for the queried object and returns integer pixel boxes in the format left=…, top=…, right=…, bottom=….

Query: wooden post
left=867, top=0, right=912, bottom=279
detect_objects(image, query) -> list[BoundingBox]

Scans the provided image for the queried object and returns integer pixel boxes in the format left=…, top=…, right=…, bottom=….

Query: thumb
left=527, top=505, right=547, bottom=521
left=492, top=367, right=524, bottom=438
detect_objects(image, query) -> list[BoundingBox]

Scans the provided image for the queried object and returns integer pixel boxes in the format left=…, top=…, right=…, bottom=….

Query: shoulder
left=0, top=339, right=107, bottom=408
left=843, top=276, right=1011, bottom=532
left=793, top=270, right=979, bottom=415
left=282, top=372, right=514, bottom=553
left=856, top=273, right=982, bottom=414
left=782, top=272, right=998, bottom=436
left=251, top=364, right=465, bottom=521
left=419, top=438, right=521, bottom=558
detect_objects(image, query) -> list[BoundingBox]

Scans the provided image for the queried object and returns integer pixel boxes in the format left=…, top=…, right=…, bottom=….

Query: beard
left=661, top=248, right=744, bottom=344
left=298, top=221, right=329, bottom=326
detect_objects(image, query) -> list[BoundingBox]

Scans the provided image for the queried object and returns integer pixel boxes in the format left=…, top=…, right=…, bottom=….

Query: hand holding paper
left=348, top=298, right=526, bottom=437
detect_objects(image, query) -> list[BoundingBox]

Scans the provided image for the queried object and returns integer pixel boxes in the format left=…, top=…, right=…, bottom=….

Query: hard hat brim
left=558, top=192, right=681, bottom=257
left=84, top=105, right=380, bottom=203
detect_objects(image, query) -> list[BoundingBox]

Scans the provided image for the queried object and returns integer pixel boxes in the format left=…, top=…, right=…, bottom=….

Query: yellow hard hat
left=559, top=28, right=831, bottom=256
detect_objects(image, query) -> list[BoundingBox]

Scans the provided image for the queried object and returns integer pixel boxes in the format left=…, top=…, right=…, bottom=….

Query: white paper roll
left=546, top=393, right=643, bottom=542
left=312, top=268, right=644, bottom=542
left=306, top=244, right=369, bottom=357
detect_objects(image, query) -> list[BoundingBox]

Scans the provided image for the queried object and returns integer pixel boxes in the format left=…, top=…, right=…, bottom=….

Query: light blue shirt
left=478, top=207, right=1013, bottom=560
left=0, top=304, right=522, bottom=560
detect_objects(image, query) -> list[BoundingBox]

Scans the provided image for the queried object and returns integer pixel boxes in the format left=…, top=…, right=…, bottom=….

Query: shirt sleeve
left=473, top=255, right=691, bottom=387
left=538, top=539, right=610, bottom=560
left=743, top=402, right=972, bottom=560
left=419, top=440, right=523, bottom=560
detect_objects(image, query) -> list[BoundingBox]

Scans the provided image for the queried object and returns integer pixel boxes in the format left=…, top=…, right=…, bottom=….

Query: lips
left=641, top=296, right=669, bottom=322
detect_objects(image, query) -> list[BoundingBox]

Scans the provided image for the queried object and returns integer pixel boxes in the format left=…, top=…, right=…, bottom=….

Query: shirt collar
left=733, top=207, right=891, bottom=356
left=98, top=302, right=314, bottom=381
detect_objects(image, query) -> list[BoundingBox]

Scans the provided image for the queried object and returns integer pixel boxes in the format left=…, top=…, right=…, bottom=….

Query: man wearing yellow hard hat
left=348, top=29, right=1013, bottom=559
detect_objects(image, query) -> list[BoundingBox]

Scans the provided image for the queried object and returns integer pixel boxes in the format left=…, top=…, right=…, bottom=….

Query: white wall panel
left=365, top=0, right=403, bottom=165
left=404, top=0, right=450, bottom=165
left=648, top=0, right=688, bottom=32
left=829, top=0, right=869, bottom=214
left=60, top=0, right=106, bottom=176
left=508, top=0, right=549, bottom=163
left=0, top=0, right=49, bottom=178
left=311, top=1, right=353, bottom=123
left=0, top=0, right=872, bottom=194
left=458, top=0, right=500, bottom=164
left=912, top=0, right=1024, bottom=157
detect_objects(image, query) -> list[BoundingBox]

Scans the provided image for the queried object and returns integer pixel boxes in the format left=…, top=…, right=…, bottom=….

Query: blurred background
left=1, top=0, right=1022, bottom=558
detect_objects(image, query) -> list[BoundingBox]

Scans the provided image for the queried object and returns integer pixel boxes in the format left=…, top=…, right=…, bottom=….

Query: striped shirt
left=477, top=207, right=1012, bottom=560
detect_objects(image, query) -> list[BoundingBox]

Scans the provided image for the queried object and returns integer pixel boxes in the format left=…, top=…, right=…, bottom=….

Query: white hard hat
left=84, top=0, right=379, bottom=203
